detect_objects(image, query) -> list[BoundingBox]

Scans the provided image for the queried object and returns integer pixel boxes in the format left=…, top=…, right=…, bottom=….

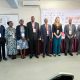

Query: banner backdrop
left=41, top=9, right=80, bottom=31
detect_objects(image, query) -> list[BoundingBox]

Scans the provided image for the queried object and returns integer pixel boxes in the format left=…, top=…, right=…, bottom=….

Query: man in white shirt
left=40, top=18, right=52, bottom=58
left=64, top=18, right=76, bottom=56
left=27, top=16, right=39, bottom=59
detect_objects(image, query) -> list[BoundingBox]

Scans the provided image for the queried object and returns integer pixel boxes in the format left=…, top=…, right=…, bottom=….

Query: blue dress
left=17, top=26, right=29, bottom=50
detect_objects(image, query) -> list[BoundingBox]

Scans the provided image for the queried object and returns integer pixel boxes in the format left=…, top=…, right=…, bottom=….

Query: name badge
left=39, top=37, right=41, bottom=40
left=47, top=31, right=49, bottom=34
left=57, top=30, right=59, bottom=34
left=21, top=33, right=25, bottom=38
left=17, top=45, right=20, bottom=49
left=0, top=33, right=1, bottom=37
left=33, top=29, right=36, bottom=33
left=69, top=30, right=72, bottom=35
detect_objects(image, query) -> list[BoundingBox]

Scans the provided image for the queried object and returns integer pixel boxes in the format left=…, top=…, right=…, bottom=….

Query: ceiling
left=6, top=0, right=80, bottom=9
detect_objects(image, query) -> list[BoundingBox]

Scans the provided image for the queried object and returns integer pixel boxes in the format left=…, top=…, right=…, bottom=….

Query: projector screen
left=41, top=9, right=80, bottom=31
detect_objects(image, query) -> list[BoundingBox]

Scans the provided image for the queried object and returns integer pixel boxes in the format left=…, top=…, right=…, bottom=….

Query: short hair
left=19, top=19, right=24, bottom=22
left=31, top=16, right=34, bottom=18
left=44, top=18, right=48, bottom=22
left=7, top=21, right=12, bottom=25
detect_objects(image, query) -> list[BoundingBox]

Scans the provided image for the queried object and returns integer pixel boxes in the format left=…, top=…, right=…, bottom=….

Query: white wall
left=0, top=0, right=41, bottom=25
left=0, top=0, right=80, bottom=25
left=40, top=0, right=80, bottom=9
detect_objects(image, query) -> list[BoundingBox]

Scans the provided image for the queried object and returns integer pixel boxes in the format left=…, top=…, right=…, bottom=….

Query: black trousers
left=65, top=37, right=73, bottom=54
left=29, top=38, right=38, bottom=56
left=43, top=36, right=50, bottom=55
left=0, top=39, right=6, bottom=59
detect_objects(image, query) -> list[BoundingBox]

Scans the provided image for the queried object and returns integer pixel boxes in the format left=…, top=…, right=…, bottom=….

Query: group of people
left=0, top=16, right=80, bottom=62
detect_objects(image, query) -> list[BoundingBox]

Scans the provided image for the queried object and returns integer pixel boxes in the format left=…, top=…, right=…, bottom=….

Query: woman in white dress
left=16, top=19, right=28, bottom=59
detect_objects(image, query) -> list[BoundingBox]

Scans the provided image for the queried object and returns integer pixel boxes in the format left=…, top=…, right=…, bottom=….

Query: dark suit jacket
left=16, top=25, right=28, bottom=40
left=40, top=24, right=52, bottom=40
left=0, top=25, right=5, bottom=38
left=64, top=24, right=76, bottom=38
left=0, top=25, right=6, bottom=43
left=76, top=25, right=80, bottom=39
left=27, top=22, right=39, bottom=40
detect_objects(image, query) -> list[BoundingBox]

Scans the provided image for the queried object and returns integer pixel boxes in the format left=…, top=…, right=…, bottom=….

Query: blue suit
left=40, top=24, right=52, bottom=55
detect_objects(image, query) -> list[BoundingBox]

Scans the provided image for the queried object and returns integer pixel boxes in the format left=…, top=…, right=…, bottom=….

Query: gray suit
left=40, top=24, right=52, bottom=55
left=64, top=24, right=76, bottom=55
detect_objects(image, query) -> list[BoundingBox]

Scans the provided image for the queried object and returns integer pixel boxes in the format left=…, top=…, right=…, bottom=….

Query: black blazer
left=0, top=25, right=6, bottom=43
left=27, top=22, right=39, bottom=40
left=16, top=25, right=28, bottom=40
left=40, top=24, right=52, bottom=40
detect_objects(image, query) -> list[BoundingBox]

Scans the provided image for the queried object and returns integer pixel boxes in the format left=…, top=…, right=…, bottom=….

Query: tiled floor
left=0, top=53, right=80, bottom=80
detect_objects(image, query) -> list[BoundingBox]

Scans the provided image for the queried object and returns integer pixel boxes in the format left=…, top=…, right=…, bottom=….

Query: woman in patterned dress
left=5, top=21, right=17, bottom=59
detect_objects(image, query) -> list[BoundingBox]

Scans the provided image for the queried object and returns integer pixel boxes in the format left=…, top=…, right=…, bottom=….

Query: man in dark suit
left=40, top=18, right=52, bottom=58
left=64, top=18, right=76, bottom=56
left=27, top=16, right=39, bottom=58
left=0, top=25, right=7, bottom=61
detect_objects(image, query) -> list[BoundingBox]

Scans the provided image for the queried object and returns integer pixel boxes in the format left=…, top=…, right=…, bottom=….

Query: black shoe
left=3, top=58, right=7, bottom=61
left=46, top=54, right=52, bottom=57
left=69, top=53, right=73, bottom=56
left=76, top=51, right=80, bottom=55
left=11, top=55, right=16, bottom=59
left=0, top=58, right=2, bottom=62
left=76, top=53, right=78, bottom=55
left=64, top=53, right=67, bottom=56
left=58, top=54, right=61, bottom=56
left=30, top=55, right=33, bottom=59
left=14, top=55, right=16, bottom=59
left=35, top=55, right=39, bottom=58
left=42, top=55, right=45, bottom=58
